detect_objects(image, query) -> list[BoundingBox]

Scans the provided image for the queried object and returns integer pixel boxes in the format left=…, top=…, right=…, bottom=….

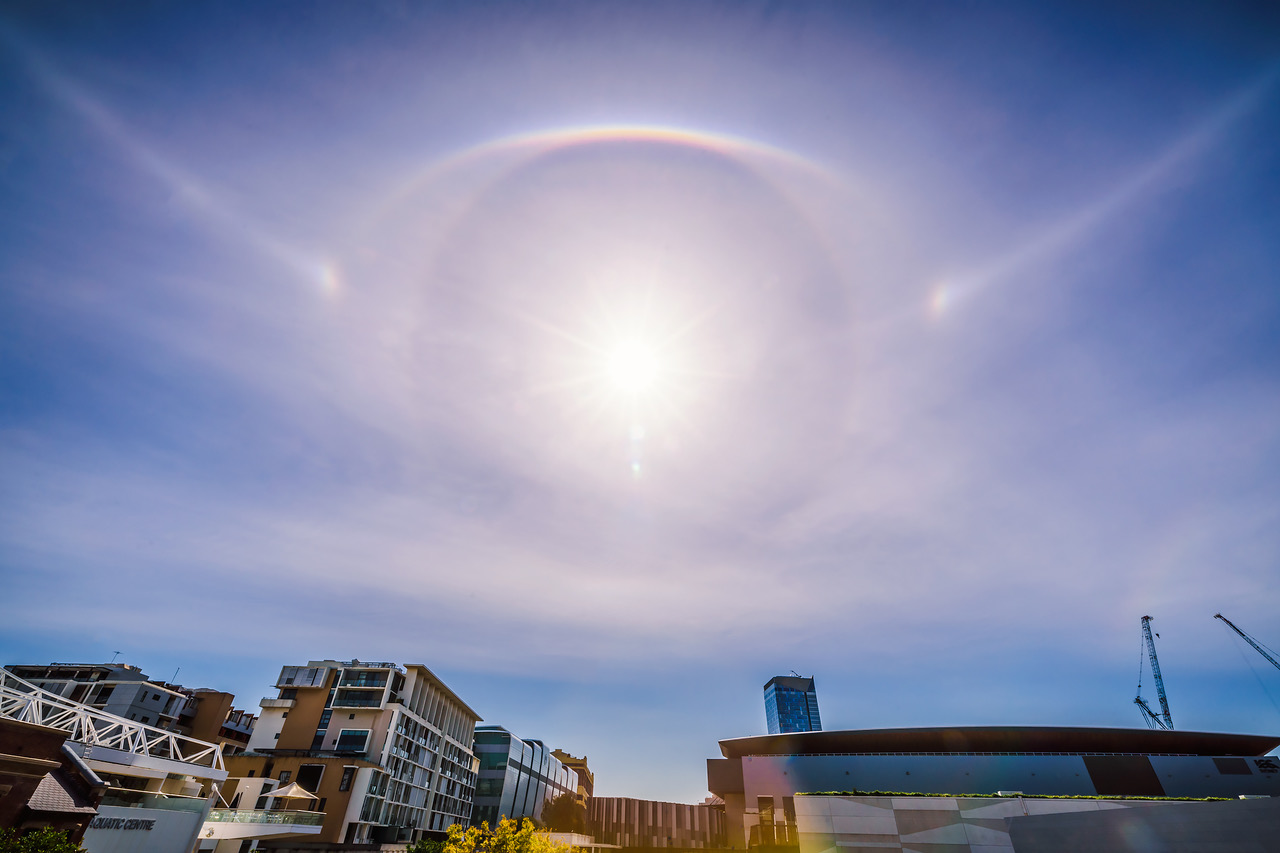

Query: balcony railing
left=331, top=697, right=383, bottom=708
left=206, top=809, right=326, bottom=826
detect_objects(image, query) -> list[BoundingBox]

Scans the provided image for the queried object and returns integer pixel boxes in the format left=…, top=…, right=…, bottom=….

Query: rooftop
left=718, top=726, right=1280, bottom=758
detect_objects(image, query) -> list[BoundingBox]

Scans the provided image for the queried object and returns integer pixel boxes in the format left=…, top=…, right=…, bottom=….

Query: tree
left=0, top=828, right=86, bottom=853
left=440, top=818, right=569, bottom=853
left=541, top=792, right=587, bottom=834
left=407, top=839, right=446, bottom=853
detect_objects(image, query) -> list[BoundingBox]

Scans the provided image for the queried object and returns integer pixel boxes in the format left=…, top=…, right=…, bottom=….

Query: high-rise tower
left=764, top=675, right=821, bottom=734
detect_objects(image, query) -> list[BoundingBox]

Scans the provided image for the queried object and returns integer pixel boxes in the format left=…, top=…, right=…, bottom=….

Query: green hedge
left=796, top=791, right=1232, bottom=802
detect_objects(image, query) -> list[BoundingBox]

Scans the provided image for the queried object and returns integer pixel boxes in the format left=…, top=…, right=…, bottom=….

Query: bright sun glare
left=607, top=341, right=660, bottom=394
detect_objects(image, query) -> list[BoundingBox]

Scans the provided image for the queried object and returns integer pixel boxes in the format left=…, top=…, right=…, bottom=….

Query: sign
left=88, top=817, right=156, bottom=831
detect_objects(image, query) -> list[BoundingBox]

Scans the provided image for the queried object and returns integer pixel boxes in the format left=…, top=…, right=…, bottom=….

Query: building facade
left=588, top=797, right=726, bottom=849
left=1, top=667, right=229, bottom=853
left=707, top=726, right=1280, bottom=849
left=471, top=726, right=578, bottom=826
left=795, top=792, right=1280, bottom=853
left=4, top=662, right=256, bottom=754
left=550, top=748, right=594, bottom=807
left=763, top=677, right=821, bottom=735
left=234, top=659, right=481, bottom=845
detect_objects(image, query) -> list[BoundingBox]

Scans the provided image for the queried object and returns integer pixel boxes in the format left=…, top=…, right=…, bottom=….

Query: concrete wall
left=795, top=794, right=1280, bottom=853
left=1008, top=796, right=1280, bottom=853
left=82, top=804, right=205, bottom=853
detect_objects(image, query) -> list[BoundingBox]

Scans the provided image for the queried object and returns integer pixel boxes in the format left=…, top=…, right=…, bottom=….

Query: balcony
left=206, top=809, right=325, bottom=826
left=260, top=698, right=296, bottom=709
left=275, top=667, right=329, bottom=689
left=201, top=809, right=325, bottom=842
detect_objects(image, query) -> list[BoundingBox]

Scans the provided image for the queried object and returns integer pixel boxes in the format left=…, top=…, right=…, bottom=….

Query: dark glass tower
left=764, top=675, right=821, bottom=734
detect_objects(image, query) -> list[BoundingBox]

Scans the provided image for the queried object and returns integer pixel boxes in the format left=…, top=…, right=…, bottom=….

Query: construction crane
left=1215, top=613, right=1280, bottom=672
left=1134, top=615, right=1174, bottom=730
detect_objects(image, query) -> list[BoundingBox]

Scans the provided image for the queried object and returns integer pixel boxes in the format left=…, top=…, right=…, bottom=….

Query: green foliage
left=442, top=818, right=569, bottom=853
left=407, top=838, right=446, bottom=853
left=541, top=792, right=587, bottom=833
left=0, top=828, right=87, bottom=853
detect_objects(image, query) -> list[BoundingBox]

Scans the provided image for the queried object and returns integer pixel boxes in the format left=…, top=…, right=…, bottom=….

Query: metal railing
left=206, top=809, right=326, bottom=826
left=0, top=668, right=224, bottom=772
left=331, top=697, right=384, bottom=708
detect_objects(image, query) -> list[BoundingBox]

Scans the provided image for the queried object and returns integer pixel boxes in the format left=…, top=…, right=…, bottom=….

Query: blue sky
left=2, top=1, right=1279, bottom=803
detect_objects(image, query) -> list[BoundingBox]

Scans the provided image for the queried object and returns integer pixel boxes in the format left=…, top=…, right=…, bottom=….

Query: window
left=140, top=716, right=149, bottom=724
left=278, top=771, right=292, bottom=785
left=297, top=765, right=323, bottom=792
left=339, top=767, right=356, bottom=792
left=152, top=693, right=161, bottom=701
left=282, top=712, right=288, bottom=718
left=335, top=730, right=370, bottom=753
left=349, top=714, right=355, bottom=719
left=280, top=689, right=297, bottom=700
left=247, top=770, right=255, bottom=778
left=758, top=797, right=774, bottom=825
left=274, top=733, right=280, bottom=740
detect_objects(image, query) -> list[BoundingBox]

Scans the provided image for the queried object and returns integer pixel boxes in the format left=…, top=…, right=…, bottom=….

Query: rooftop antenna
left=171, top=667, right=180, bottom=685
left=790, top=670, right=802, bottom=678
left=109, top=651, right=121, bottom=664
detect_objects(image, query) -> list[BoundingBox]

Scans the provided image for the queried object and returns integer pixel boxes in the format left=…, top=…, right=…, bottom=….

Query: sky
left=2, top=1, right=1280, bottom=804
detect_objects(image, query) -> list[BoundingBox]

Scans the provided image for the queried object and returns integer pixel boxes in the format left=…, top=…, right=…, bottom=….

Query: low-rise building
left=551, top=749, right=594, bottom=807
left=707, top=726, right=1280, bottom=848
left=588, top=797, right=726, bottom=849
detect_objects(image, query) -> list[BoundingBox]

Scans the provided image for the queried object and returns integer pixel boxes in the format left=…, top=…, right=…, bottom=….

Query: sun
left=607, top=341, right=660, bottom=394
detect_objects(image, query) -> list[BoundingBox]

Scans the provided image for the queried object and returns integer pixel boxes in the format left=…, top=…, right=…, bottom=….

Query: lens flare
left=608, top=341, right=660, bottom=394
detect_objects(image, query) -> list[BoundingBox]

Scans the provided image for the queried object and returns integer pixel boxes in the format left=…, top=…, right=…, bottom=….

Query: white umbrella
left=269, top=781, right=319, bottom=802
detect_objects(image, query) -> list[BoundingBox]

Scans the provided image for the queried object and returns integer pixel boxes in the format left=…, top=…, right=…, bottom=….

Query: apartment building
left=227, top=659, right=481, bottom=845
left=4, top=662, right=257, bottom=754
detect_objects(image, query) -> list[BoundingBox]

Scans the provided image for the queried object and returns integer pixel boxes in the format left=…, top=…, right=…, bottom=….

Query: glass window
left=339, top=767, right=356, bottom=792
left=336, top=730, right=370, bottom=753
left=278, top=771, right=292, bottom=785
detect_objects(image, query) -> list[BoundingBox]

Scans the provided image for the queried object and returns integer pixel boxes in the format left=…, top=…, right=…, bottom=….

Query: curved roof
left=719, top=726, right=1280, bottom=758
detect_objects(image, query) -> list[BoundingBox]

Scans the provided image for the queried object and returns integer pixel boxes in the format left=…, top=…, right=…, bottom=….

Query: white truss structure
left=0, top=667, right=224, bottom=772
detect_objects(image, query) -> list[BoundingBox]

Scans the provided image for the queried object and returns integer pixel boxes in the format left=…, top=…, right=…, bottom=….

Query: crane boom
left=1134, top=696, right=1169, bottom=730
left=1140, top=615, right=1174, bottom=730
left=1215, top=613, right=1280, bottom=672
